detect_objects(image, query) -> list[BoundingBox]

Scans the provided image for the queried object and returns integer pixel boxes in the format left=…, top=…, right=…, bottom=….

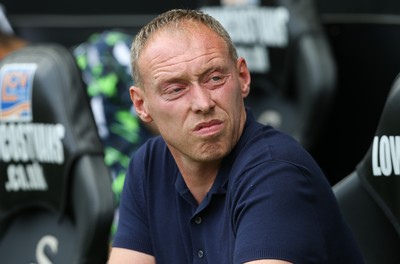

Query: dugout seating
left=0, top=43, right=114, bottom=263
left=333, top=73, right=400, bottom=264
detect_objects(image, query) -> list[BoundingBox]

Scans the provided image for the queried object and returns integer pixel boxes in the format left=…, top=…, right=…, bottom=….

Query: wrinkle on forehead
left=141, top=21, right=228, bottom=63
left=139, top=23, right=230, bottom=85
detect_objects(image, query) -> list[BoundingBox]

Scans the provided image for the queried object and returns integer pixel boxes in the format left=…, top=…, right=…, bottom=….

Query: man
left=109, top=9, right=364, bottom=263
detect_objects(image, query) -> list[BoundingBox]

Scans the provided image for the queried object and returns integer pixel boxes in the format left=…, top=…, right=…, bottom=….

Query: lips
left=194, top=119, right=223, bottom=135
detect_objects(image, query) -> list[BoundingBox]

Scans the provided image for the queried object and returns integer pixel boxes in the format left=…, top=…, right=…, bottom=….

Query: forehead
left=141, top=22, right=228, bottom=62
left=138, top=22, right=231, bottom=82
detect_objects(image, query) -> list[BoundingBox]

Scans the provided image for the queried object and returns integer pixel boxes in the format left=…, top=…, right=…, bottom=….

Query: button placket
left=191, top=214, right=206, bottom=262
left=197, top=249, right=204, bottom=259
left=194, top=216, right=202, bottom=225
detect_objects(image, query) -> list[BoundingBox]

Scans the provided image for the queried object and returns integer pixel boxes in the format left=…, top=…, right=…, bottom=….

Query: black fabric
left=0, top=44, right=114, bottom=263
left=334, top=172, right=400, bottom=263
left=334, top=74, right=400, bottom=263
left=0, top=44, right=103, bottom=218
left=0, top=210, right=76, bottom=263
left=357, top=74, right=400, bottom=236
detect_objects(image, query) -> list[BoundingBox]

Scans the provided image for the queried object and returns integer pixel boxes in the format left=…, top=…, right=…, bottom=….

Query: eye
left=171, top=87, right=184, bottom=94
left=206, top=74, right=227, bottom=88
left=161, top=85, right=187, bottom=101
left=211, top=76, right=222, bottom=82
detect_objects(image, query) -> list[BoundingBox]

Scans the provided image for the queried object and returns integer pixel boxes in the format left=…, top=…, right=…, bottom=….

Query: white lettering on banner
left=0, top=123, right=65, bottom=163
left=5, top=162, right=47, bottom=191
left=201, top=6, right=289, bottom=47
left=0, top=122, right=65, bottom=192
left=36, top=235, right=58, bottom=264
left=372, top=135, right=400, bottom=176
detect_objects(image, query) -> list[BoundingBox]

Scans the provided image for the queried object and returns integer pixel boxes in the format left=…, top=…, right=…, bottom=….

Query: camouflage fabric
left=73, top=30, right=155, bottom=237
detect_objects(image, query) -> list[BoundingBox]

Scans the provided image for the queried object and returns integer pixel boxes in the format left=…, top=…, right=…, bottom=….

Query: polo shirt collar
left=174, top=108, right=257, bottom=207
left=216, top=108, right=260, bottom=188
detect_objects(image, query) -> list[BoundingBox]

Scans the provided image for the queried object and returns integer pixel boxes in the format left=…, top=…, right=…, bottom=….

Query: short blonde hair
left=131, top=9, right=238, bottom=87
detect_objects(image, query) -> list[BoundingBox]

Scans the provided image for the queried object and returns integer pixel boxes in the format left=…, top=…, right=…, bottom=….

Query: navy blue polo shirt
left=113, top=111, right=364, bottom=263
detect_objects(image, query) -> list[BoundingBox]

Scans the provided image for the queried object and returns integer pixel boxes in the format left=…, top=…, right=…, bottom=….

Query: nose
left=190, top=84, right=215, bottom=113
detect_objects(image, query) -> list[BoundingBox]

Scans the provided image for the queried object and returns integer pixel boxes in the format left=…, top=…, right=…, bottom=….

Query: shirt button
left=197, top=250, right=204, bottom=259
left=194, top=216, right=202, bottom=224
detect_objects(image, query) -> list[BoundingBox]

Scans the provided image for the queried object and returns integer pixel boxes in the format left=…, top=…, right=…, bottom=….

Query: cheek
left=220, top=82, right=244, bottom=105
left=149, top=101, right=180, bottom=128
left=154, top=114, right=184, bottom=144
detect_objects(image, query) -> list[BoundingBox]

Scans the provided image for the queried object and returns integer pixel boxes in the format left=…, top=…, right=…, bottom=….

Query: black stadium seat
left=333, top=73, right=400, bottom=263
left=199, top=0, right=337, bottom=151
left=0, top=44, right=115, bottom=263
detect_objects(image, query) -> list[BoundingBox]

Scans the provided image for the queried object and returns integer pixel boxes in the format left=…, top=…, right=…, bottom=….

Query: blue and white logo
left=0, top=63, right=37, bottom=122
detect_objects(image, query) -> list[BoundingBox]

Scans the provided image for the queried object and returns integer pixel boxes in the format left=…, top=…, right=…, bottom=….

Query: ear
left=237, top=57, right=251, bottom=98
left=130, top=86, right=153, bottom=123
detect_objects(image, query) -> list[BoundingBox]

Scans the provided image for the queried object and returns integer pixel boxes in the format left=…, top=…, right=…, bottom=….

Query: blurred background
left=3, top=0, right=400, bottom=186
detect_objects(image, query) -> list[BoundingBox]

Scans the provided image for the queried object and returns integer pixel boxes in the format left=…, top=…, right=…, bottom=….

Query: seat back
left=0, top=44, right=114, bottom=263
left=200, top=0, right=336, bottom=150
left=333, top=74, right=400, bottom=263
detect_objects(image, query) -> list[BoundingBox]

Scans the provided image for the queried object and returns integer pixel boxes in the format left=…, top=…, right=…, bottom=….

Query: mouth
left=194, top=119, right=224, bottom=136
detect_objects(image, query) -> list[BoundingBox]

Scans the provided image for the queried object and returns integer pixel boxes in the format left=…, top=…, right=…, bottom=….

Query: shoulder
left=236, top=122, right=317, bottom=172
left=126, top=135, right=178, bottom=187
left=227, top=122, right=328, bottom=198
left=129, top=135, right=171, bottom=170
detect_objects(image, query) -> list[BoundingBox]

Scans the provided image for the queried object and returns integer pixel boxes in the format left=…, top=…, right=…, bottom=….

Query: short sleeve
left=112, top=149, right=154, bottom=255
left=231, top=160, right=326, bottom=263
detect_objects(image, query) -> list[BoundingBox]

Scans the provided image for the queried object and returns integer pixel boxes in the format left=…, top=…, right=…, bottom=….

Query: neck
left=176, top=157, right=221, bottom=204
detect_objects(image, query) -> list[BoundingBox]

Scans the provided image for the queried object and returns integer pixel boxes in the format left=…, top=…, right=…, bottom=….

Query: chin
left=197, top=144, right=230, bottom=162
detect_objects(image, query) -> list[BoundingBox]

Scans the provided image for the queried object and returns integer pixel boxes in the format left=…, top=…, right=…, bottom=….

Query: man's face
left=131, top=22, right=250, bottom=164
